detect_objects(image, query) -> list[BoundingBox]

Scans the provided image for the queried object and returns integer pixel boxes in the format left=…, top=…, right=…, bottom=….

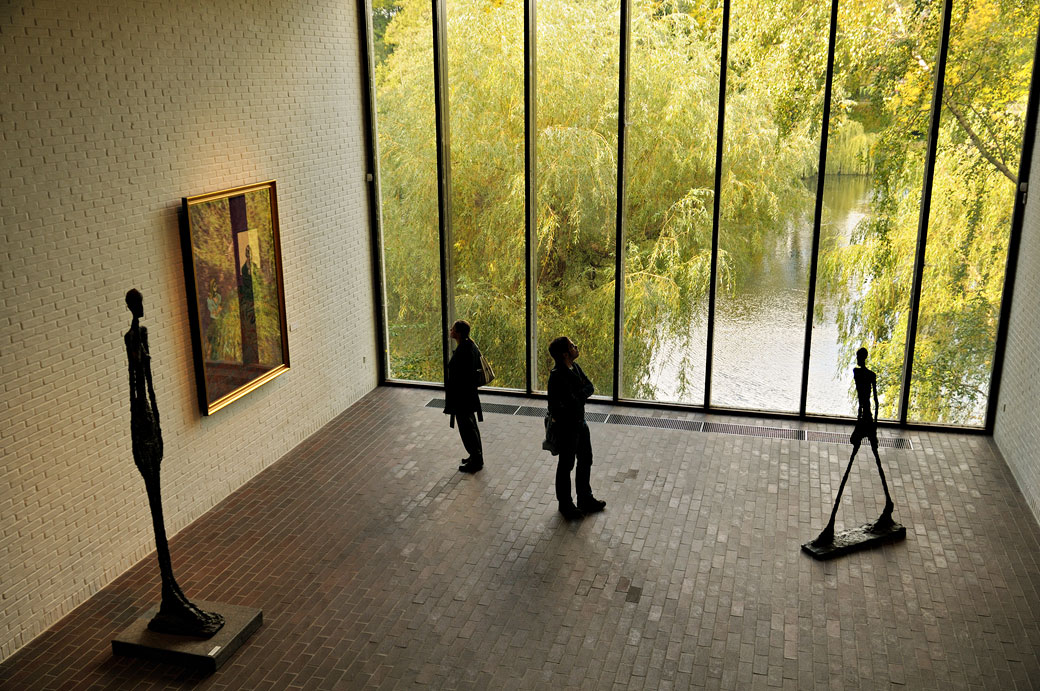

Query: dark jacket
left=444, top=338, right=483, bottom=426
left=547, top=362, right=594, bottom=429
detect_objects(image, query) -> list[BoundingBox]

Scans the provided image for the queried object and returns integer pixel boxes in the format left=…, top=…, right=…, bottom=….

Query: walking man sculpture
left=125, top=289, right=224, bottom=637
left=813, top=347, right=895, bottom=546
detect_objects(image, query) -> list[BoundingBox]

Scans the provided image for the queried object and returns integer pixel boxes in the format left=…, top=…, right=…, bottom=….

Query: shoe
left=577, top=497, right=606, bottom=513
left=559, top=504, right=584, bottom=520
left=459, top=460, right=483, bottom=473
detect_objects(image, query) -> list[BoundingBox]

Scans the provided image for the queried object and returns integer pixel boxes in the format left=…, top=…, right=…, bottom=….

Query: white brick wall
left=995, top=105, right=1040, bottom=524
left=0, top=0, right=378, bottom=661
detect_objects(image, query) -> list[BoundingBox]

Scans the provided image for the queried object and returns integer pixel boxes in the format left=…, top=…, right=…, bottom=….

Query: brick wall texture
left=0, top=0, right=377, bottom=661
left=995, top=105, right=1040, bottom=524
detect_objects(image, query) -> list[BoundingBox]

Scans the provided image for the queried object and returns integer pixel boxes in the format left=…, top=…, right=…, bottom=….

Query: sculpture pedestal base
left=112, top=600, right=261, bottom=673
left=801, top=522, right=906, bottom=560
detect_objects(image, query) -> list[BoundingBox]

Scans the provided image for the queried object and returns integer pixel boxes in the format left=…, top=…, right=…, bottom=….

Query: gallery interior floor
left=3, top=386, right=1039, bottom=690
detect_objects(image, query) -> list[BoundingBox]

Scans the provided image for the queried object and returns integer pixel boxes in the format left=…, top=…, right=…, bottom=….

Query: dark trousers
left=556, top=421, right=592, bottom=507
left=456, top=412, right=483, bottom=462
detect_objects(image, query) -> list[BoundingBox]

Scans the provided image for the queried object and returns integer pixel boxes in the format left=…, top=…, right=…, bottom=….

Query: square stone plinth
left=111, top=600, right=261, bottom=673
left=801, top=522, right=907, bottom=560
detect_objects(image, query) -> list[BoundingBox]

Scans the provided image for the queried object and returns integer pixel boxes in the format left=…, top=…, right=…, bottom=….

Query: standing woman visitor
left=445, top=320, right=484, bottom=473
left=547, top=336, right=606, bottom=519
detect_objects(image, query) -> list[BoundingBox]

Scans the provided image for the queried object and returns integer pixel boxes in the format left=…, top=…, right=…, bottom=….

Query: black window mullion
left=432, top=0, right=455, bottom=380
left=799, top=0, right=840, bottom=417
left=358, top=0, right=390, bottom=384
left=525, top=0, right=537, bottom=394
left=704, top=0, right=731, bottom=410
left=899, top=0, right=953, bottom=424
left=613, top=0, right=632, bottom=401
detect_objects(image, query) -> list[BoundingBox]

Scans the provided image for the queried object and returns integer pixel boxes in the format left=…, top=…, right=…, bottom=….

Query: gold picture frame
left=181, top=181, right=289, bottom=415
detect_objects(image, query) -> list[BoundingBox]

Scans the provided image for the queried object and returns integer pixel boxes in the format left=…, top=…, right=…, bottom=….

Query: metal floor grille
left=426, top=398, right=913, bottom=450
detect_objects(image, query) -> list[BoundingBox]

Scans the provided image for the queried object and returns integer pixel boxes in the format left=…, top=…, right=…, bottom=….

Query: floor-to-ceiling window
left=446, top=0, right=527, bottom=388
left=372, top=0, right=442, bottom=382
left=534, top=0, right=620, bottom=393
left=366, top=0, right=1039, bottom=429
left=907, top=0, right=1039, bottom=425
left=621, top=0, right=723, bottom=404
left=712, top=0, right=830, bottom=413
left=805, top=0, right=944, bottom=419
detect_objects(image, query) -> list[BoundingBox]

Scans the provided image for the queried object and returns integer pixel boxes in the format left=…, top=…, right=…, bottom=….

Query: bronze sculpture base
left=112, top=600, right=261, bottom=673
left=148, top=597, right=225, bottom=638
left=801, top=520, right=906, bottom=560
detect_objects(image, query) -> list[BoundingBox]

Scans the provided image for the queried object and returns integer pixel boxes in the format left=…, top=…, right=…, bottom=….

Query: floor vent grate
left=425, top=398, right=913, bottom=450
left=804, top=429, right=913, bottom=450
left=702, top=422, right=804, bottom=440
left=481, top=403, right=521, bottom=415
left=606, top=414, right=702, bottom=432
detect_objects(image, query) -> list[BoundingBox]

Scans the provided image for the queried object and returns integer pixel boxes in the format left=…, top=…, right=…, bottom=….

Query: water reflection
left=647, top=175, right=872, bottom=415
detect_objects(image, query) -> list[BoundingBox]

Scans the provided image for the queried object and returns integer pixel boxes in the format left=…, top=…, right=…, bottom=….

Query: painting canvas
left=181, top=181, right=289, bottom=414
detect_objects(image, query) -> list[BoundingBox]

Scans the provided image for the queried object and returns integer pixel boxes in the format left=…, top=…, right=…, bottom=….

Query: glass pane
left=806, top=0, right=943, bottom=419
left=711, top=0, right=830, bottom=412
left=535, top=0, right=620, bottom=392
left=621, top=0, right=724, bottom=403
left=909, top=0, right=1039, bottom=425
left=446, top=0, right=526, bottom=389
left=374, top=0, right=443, bottom=382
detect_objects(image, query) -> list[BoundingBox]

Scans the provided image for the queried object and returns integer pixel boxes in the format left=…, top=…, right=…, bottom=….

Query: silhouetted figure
left=125, top=289, right=224, bottom=637
left=238, top=245, right=259, bottom=365
left=814, top=347, right=895, bottom=545
left=445, top=320, right=484, bottom=473
left=547, top=337, right=606, bottom=520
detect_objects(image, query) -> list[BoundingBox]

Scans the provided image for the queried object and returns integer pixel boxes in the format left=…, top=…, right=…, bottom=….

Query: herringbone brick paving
left=2, top=386, right=1039, bottom=689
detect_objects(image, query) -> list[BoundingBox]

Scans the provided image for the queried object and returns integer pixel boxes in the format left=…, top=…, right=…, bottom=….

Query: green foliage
left=827, top=120, right=877, bottom=175
left=371, top=0, right=402, bottom=67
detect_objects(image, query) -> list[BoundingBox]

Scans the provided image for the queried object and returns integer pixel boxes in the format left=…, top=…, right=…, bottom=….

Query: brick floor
left=2, top=386, right=1039, bottom=690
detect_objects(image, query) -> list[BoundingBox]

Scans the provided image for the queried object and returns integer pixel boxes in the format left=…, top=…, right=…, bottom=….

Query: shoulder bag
left=472, top=341, right=496, bottom=387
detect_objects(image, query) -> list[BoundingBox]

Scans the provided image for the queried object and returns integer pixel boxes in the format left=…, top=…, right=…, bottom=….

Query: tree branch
left=946, top=102, right=1018, bottom=184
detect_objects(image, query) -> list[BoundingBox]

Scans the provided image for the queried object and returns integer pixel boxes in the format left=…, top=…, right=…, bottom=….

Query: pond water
left=647, top=175, right=873, bottom=416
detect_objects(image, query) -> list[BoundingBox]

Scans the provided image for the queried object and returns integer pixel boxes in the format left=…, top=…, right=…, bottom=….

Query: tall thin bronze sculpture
left=125, top=289, right=224, bottom=637
left=815, top=347, right=893, bottom=544
left=803, top=347, right=905, bottom=559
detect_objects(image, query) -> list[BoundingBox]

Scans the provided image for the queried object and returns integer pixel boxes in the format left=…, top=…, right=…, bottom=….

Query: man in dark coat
left=547, top=336, right=606, bottom=519
left=445, top=320, right=484, bottom=473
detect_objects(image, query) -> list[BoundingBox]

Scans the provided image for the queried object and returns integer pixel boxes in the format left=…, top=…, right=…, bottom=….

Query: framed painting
left=181, top=180, right=289, bottom=415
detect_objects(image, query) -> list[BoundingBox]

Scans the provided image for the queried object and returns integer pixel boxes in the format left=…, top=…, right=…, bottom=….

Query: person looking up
left=547, top=336, right=606, bottom=519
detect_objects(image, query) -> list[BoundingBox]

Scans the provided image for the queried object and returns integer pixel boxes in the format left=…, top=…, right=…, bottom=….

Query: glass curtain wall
left=367, top=0, right=1039, bottom=429
left=805, top=0, right=943, bottom=418
left=372, top=0, right=442, bottom=382
left=621, top=0, right=723, bottom=404
left=712, top=0, right=830, bottom=412
left=446, top=0, right=526, bottom=388
left=908, top=0, right=1039, bottom=425
left=534, top=0, right=620, bottom=392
